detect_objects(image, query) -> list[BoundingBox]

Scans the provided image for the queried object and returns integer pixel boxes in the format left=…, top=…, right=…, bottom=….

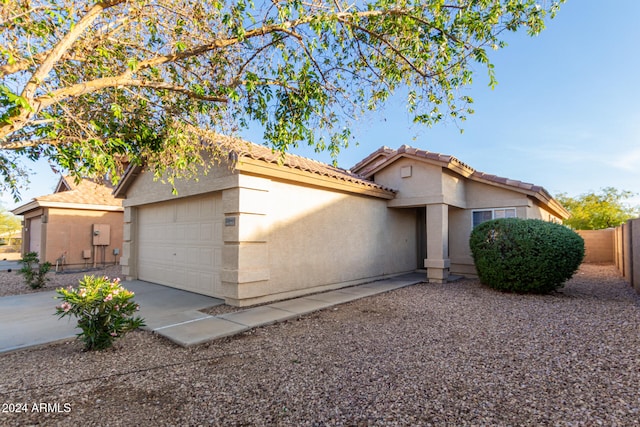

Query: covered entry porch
left=414, top=203, right=455, bottom=284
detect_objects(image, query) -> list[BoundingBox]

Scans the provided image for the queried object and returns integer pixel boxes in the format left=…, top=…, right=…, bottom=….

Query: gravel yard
left=0, top=264, right=122, bottom=298
left=1, top=264, right=639, bottom=426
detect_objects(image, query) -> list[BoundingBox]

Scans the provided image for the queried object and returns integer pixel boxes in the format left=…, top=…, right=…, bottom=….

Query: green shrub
left=469, top=218, right=585, bottom=293
left=55, top=276, right=145, bottom=351
left=18, top=252, right=52, bottom=289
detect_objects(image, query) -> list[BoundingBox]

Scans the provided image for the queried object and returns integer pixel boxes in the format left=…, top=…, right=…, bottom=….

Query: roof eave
left=358, top=151, right=475, bottom=179
left=350, top=146, right=395, bottom=175
left=18, top=200, right=123, bottom=213
left=11, top=200, right=40, bottom=216
left=113, top=164, right=143, bottom=198
left=358, top=145, right=569, bottom=219
left=236, top=157, right=396, bottom=199
left=468, top=174, right=570, bottom=219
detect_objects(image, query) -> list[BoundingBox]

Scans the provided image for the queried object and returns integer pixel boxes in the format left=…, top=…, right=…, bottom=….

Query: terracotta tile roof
left=471, top=171, right=544, bottom=194
left=113, top=135, right=396, bottom=198
left=35, top=177, right=122, bottom=208
left=228, top=140, right=394, bottom=193
left=353, top=144, right=556, bottom=201
left=351, top=146, right=396, bottom=173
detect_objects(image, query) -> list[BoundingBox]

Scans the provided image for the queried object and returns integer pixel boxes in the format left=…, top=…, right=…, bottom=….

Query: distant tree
left=1, top=0, right=564, bottom=200
left=0, top=205, right=21, bottom=243
left=555, top=187, right=640, bottom=230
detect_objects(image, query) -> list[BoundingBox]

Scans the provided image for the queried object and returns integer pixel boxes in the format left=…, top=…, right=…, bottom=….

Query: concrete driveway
left=0, top=280, right=224, bottom=353
left=1, top=272, right=426, bottom=353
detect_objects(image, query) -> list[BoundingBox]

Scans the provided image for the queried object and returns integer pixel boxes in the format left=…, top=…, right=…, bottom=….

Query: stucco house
left=12, top=176, right=124, bottom=269
left=114, top=140, right=569, bottom=307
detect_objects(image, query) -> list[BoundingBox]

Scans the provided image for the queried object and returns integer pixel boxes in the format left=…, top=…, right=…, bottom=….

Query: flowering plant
left=55, top=275, right=145, bottom=351
left=18, top=251, right=51, bottom=289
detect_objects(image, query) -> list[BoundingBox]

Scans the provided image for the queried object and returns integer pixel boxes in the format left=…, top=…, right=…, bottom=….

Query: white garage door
left=137, top=193, right=223, bottom=297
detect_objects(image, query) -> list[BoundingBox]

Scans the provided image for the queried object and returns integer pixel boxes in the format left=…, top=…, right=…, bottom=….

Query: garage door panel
left=185, top=247, right=200, bottom=265
left=214, top=247, right=221, bottom=268
left=140, top=221, right=177, bottom=240
left=137, top=193, right=223, bottom=297
left=197, top=248, right=214, bottom=266
left=146, top=203, right=174, bottom=223
left=200, top=223, right=214, bottom=242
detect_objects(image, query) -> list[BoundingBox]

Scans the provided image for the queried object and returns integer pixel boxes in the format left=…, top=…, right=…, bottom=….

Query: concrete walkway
left=0, top=272, right=425, bottom=353
left=0, top=260, right=20, bottom=272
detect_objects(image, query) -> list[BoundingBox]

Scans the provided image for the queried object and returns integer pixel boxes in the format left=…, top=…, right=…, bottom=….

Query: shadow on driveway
left=0, top=280, right=224, bottom=354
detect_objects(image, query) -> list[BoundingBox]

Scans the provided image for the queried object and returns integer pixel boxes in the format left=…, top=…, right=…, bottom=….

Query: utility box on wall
left=92, top=224, right=111, bottom=246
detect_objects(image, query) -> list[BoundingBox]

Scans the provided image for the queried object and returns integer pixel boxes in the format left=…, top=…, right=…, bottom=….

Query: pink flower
left=114, top=305, right=120, bottom=311
left=110, top=332, right=117, bottom=337
left=104, top=294, right=113, bottom=302
left=59, top=302, right=72, bottom=312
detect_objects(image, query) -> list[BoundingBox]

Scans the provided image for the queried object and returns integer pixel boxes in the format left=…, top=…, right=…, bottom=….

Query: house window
left=472, top=208, right=517, bottom=228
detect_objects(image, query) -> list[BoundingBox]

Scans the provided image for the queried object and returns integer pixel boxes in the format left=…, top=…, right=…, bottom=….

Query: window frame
left=472, top=207, right=517, bottom=228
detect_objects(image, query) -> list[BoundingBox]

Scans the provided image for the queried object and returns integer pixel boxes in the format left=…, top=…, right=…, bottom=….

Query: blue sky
left=3, top=1, right=640, bottom=210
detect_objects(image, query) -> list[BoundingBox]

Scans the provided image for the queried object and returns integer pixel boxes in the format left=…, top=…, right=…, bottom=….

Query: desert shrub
left=55, top=276, right=145, bottom=351
left=469, top=218, right=585, bottom=293
left=18, top=252, right=52, bottom=289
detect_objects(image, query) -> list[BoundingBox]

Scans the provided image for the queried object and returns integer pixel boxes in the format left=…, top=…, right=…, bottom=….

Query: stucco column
left=425, top=203, right=450, bottom=283
left=121, top=206, right=137, bottom=280
left=220, top=175, right=271, bottom=306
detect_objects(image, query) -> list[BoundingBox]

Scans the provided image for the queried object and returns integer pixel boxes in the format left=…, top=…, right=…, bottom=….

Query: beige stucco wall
left=465, top=180, right=531, bottom=211
left=21, top=207, right=123, bottom=267
left=121, top=161, right=238, bottom=208
left=230, top=177, right=416, bottom=304
left=525, top=200, right=561, bottom=222
left=375, top=158, right=451, bottom=207
left=122, top=162, right=415, bottom=306
left=46, top=208, right=123, bottom=267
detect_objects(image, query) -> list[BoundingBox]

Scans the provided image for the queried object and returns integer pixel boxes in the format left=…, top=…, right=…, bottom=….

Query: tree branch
left=123, top=80, right=229, bottom=102
left=21, top=1, right=127, bottom=102
left=1, top=15, right=130, bottom=79
left=0, top=5, right=473, bottom=145
left=39, top=77, right=228, bottom=109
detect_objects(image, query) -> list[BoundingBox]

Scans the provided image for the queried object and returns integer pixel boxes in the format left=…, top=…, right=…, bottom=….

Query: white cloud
left=609, top=147, right=640, bottom=172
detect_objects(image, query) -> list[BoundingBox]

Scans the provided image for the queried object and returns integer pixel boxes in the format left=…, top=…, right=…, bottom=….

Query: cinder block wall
left=632, top=219, right=640, bottom=292
left=576, top=229, right=614, bottom=263
left=613, top=219, right=639, bottom=293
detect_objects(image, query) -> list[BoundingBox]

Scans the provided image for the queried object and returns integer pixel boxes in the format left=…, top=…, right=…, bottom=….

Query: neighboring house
left=0, top=230, right=22, bottom=247
left=114, top=139, right=569, bottom=307
left=11, top=176, right=124, bottom=268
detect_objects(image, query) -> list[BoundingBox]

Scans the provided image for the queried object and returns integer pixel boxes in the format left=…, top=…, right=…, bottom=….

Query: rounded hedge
left=469, top=218, right=585, bottom=293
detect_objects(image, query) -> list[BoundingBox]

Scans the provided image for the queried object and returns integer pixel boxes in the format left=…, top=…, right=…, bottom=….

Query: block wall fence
left=576, top=229, right=615, bottom=264
left=575, top=225, right=639, bottom=294
left=612, top=219, right=640, bottom=294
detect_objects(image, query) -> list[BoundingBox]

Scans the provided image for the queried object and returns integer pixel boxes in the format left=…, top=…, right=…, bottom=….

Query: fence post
left=631, top=219, right=639, bottom=292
